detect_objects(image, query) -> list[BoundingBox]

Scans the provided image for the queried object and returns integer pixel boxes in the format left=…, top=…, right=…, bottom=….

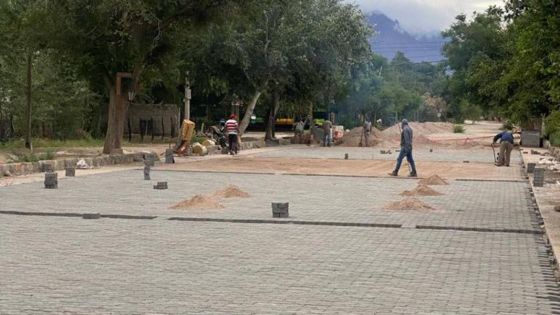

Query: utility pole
left=184, top=71, right=191, bottom=121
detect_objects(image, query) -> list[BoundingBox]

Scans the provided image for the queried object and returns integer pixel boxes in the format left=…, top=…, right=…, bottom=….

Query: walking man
left=225, top=114, right=239, bottom=155
left=322, top=119, right=333, bottom=147
left=390, top=119, right=417, bottom=177
left=492, top=129, right=514, bottom=166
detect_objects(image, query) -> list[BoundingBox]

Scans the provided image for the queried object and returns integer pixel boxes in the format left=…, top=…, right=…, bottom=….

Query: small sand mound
left=170, top=194, right=224, bottom=210
left=418, top=175, right=449, bottom=186
left=214, top=185, right=250, bottom=198
left=385, top=198, right=436, bottom=211
left=400, top=184, right=444, bottom=196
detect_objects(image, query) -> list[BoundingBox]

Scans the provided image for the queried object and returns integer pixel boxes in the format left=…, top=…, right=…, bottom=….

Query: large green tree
left=46, top=0, right=242, bottom=153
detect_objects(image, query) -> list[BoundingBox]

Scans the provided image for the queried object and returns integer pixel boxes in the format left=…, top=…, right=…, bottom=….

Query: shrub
left=502, top=120, right=514, bottom=131
left=545, top=111, right=560, bottom=137
left=550, top=131, right=560, bottom=147
left=453, top=125, right=465, bottom=133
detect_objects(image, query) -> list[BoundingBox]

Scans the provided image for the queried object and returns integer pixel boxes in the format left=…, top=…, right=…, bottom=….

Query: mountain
left=366, top=12, right=446, bottom=63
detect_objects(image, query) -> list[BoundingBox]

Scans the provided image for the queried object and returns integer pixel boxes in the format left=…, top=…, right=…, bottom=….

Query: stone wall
left=0, top=152, right=159, bottom=177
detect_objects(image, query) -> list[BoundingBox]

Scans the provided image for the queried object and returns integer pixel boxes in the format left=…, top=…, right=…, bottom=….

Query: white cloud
left=345, top=0, right=504, bottom=34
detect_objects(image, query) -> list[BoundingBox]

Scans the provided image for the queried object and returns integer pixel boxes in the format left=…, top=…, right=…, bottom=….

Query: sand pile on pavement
left=170, top=194, right=224, bottom=210
left=418, top=175, right=449, bottom=185
left=171, top=185, right=250, bottom=210
left=339, top=127, right=382, bottom=147
left=213, top=185, right=250, bottom=198
left=400, top=184, right=444, bottom=196
left=385, top=198, right=436, bottom=211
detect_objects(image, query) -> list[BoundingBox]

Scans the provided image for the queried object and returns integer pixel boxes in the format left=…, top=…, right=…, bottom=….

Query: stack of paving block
left=533, top=168, right=545, bottom=187
left=153, top=181, right=168, bottom=190
left=272, top=202, right=289, bottom=218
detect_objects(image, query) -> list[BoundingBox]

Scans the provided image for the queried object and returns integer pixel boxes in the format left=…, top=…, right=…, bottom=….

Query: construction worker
left=390, top=119, right=417, bottom=177
left=225, top=114, right=239, bottom=155
left=322, top=119, right=333, bottom=147
left=493, top=129, right=514, bottom=166
left=363, top=118, right=372, bottom=147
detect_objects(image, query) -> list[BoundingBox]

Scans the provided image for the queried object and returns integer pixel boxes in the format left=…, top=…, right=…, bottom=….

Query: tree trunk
left=265, top=90, right=281, bottom=140
left=25, top=53, right=32, bottom=150
left=102, top=84, right=128, bottom=154
left=264, top=106, right=274, bottom=140
left=238, top=91, right=262, bottom=136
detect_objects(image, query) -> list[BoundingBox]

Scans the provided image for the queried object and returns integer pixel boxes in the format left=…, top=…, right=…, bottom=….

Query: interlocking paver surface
left=0, top=169, right=537, bottom=230
left=249, top=145, right=522, bottom=164
left=0, top=215, right=558, bottom=314
left=1, top=146, right=557, bottom=314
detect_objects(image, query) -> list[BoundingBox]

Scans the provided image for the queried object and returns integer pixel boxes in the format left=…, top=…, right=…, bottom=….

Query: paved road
left=1, top=216, right=558, bottom=314
left=0, top=170, right=538, bottom=231
left=1, top=146, right=559, bottom=314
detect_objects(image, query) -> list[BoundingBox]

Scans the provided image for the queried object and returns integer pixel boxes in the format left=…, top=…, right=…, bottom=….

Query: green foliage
left=9, top=149, right=55, bottom=162
left=453, top=125, right=465, bottom=133
left=545, top=111, right=560, bottom=137
left=502, top=120, right=514, bottom=131
left=550, top=131, right=560, bottom=147
left=443, top=1, right=560, bottom=123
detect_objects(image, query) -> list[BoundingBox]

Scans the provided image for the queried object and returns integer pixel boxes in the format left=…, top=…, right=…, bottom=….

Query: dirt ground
left=340, top=121, right=507, bottom=148
left=160, top=156, right=520, bottom=180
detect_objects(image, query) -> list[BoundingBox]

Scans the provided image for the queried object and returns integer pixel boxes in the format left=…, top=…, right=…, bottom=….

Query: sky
left=345, top=0, right=503, bottom=34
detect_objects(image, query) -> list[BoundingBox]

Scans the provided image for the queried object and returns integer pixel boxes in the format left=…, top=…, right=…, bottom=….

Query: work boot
left=389, top=171, right=398, bottom=176
left=409, top=172, right=417, bottom=177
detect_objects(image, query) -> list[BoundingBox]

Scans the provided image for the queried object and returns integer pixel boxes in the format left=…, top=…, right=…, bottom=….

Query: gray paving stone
left=0, top=216, right=557, bottom=314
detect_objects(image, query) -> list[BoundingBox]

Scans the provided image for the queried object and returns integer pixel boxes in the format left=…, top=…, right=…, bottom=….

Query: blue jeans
left=394, top=147, right=417, bottom=174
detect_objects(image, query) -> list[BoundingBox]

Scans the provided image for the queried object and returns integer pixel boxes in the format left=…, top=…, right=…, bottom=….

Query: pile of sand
left=213, top=185, right=250, bottom=198
left=170, top=194, right=224, bottom=210
left=418, top=175, right=449, bottom=185
left=171, top=185, right=250, bottom=210
left=385, top=198, right=436, bottom=211
left=400, top=184, right=444, bottom=196
left=339, top=127, right=382, bottom=147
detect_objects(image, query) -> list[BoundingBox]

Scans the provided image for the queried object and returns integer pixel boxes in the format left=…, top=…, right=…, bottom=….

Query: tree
left=46, top=0, right=242, bottom=153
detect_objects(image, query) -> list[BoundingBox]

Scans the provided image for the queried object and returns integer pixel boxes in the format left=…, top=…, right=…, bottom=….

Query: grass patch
left=453, top=125, right=465, bottom=133
left=0, top=138, right=103, bottom=150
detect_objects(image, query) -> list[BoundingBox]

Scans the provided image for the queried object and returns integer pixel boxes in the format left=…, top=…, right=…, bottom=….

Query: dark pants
left=394, top=147, right=417, bottom=175
left=228, top=134, right=238, bottom=154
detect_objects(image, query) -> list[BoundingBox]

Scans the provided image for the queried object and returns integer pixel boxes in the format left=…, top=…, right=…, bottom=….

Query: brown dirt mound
left=214, top=185, right=250, bottom=198
left=418, top=175, right=449, bottom=185
left=384, top=198, right=436, bottom=211
left=339, top=127, right=382, bottom=147
left=400, top=184, right=444, bottom=196
left=170, top=194, right=224, bottom=210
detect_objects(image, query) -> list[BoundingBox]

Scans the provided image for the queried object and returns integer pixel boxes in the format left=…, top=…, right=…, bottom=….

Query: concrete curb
left=1, top=152, right=159, bottom=177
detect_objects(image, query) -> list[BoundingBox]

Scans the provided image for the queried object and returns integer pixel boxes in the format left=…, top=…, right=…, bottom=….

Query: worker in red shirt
left=225, top=114, right=239, bottom=155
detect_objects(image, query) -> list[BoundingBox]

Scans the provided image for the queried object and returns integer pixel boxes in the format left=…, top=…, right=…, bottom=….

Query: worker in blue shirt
left=492, top=130, right=514, bottom=166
